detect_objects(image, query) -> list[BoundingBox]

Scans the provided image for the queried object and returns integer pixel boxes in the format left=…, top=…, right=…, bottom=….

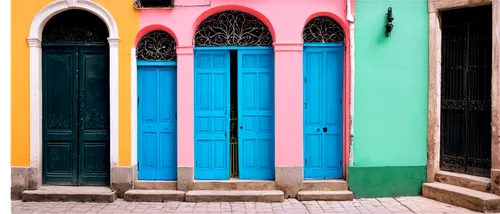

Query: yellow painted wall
left=11, top=0, right=138, bottom=167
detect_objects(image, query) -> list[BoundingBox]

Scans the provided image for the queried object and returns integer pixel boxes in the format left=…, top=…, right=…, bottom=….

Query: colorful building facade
left=11, top=0, right=433, bottom=201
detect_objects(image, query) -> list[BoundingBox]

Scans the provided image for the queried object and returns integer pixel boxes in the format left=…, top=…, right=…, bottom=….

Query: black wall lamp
left=385, top=7, right=394, bottom=37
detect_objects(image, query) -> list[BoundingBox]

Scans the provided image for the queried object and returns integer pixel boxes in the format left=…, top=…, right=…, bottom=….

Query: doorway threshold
left=22, top=186, right=116, bottom=203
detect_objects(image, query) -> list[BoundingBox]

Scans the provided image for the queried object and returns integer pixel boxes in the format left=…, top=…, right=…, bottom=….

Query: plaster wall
left=349, top=0, right=429, bottom=197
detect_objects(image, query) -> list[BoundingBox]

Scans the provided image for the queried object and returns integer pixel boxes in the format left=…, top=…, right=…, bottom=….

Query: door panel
left=238, top=49, right=275, bottom=180
left=42, top=45, right=110, bottom=186
left=440, top=6, right=492, bottom=177
left=138, top=66, right=177, bottom=180
left=303, top=46, right=343, bottom=179
left=42, top=46, right=79, bottom=185
left=78, top=46, right=110, bottom=185
left=194, top=51, right=230, bottom=180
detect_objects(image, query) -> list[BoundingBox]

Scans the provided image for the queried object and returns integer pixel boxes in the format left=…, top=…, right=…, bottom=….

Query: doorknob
left=323, top=127, right=327, bottom=132
left=240, top=126, right=243, bottom=129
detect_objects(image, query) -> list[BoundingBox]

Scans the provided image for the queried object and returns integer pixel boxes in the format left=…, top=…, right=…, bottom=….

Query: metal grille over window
left=194, top=10, right=273, bottom=47
left=136, top=30, right=177, bottom=61
left=42, top=10, right=108, bottom=43
left=303, top=16, right=344, bottom=43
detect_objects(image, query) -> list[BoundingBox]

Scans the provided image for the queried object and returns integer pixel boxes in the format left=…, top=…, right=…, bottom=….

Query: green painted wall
left=349, top=0, right=429, bottom=197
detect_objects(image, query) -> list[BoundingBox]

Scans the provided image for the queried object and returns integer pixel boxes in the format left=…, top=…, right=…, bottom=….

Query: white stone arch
left=27, top=0, right=120, bottom=187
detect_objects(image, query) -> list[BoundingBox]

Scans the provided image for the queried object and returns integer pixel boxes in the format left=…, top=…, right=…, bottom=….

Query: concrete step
left=302, top=179, right=348, bottom=191
left=192, top=179, right=276, bottom=190
left=435, top=171, right=491, bottom=192
left=423, top=182, right=500, bottom=212
left=124, top=190, right=185, bottom=202
left=185, top=190, right=284, bottom=202
left=297, top=190, right=353, bottom=201
left=22, top=186, right=116, bottom=203
left=134, top=181, right=177, bottom=190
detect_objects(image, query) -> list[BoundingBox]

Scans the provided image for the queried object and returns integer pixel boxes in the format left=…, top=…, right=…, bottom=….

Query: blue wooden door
left=194, top=50, right=231, bottom=180
left=303, top=45, right=343, bottom=179
left=138, top=65, right=177, bottom=180
left=238, top=49, right=275, bottom=180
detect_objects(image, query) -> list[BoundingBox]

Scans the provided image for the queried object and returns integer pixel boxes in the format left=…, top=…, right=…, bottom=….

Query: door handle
left=316, top=128, right=320, bottom=132
left=323, top=127, right=327, bottom=132
left=240, top=126, right=243, bottom=129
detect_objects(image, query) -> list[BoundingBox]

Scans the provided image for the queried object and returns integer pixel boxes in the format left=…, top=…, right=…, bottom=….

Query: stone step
left=124, top=190, right=185, bottom=202
left=302, top=179, right=348, bottom=191
left=22, top=186, right=116, bottom=203
left=435, top=171, right=491, bottom=192
left=423, top=182, right=500, bottom=212
left=185, top=190, right=284, bottom=202
left=134, top=181, right=177, bottom=190
left=296, top=191, right=353, bottom=201
left=192, top=179, right=276, bottom=190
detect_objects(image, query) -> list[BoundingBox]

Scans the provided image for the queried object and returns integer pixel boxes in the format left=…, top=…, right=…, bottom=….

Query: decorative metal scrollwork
left=42, top=10, right=108, bottom=43
left=194, top=10, right=272, bottom=47
left=303, top=16, right=345, bottom=43
left=136, top=30, right=176, bottom=61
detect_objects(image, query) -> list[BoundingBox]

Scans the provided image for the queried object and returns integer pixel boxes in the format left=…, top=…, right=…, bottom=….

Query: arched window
left=303, top=16, right=345, bottom=43
left=194, top=10, right=272, bottom=46
left=42, top=10, right=108, bottom=43
left=136, top=30, right=176, bottom=61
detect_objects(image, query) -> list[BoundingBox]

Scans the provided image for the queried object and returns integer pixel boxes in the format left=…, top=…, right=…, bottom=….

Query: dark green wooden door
left=42, top=45, right=110, bottom=186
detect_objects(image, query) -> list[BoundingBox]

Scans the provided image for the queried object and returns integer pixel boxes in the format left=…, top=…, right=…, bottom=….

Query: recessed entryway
left=41, top=10, right=111, bottom=186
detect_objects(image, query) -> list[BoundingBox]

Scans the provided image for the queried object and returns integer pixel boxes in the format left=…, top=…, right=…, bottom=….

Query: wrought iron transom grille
left=303, top=16, right=344, bottom=43
left=194, top=10, right=273, bottom=47
left=439, top=5, right=492, bottom=178
left=42, top=10, right=109, bottom=43
left=136, top=30, right=177, bottom=61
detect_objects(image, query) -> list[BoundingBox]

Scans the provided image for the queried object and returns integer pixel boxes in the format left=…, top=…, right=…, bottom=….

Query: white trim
left=131, top=48, right=137, bottom=166
left=346, top=0, right=355, bottom=165
left=28, top=0, right=120, bottom=173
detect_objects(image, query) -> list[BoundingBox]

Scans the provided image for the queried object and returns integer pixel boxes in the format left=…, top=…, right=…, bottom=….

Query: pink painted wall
left=136, top=0, right=353, bottom=173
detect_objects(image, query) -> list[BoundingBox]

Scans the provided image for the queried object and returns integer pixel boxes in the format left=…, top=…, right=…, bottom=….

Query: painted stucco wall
left=136, top=0, right=354, bottom=171
left=348, top=0, right=429, bottom=197
left=11, top=0, right=139, bottom=167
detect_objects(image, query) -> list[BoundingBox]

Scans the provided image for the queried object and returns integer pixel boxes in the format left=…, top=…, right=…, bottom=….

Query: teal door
left=138, top=63, right=177, bottom=180
left=194, top=50, right=231, bottom=180
left=237, top=49, right=275, bottom=180
left=303, top=45, right=343, bottom=179
left=42, top=45, right=110, bottom=186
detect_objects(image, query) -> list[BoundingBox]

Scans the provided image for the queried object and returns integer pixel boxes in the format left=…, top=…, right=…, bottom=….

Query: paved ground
left=11, top=197, right=480, bottom=213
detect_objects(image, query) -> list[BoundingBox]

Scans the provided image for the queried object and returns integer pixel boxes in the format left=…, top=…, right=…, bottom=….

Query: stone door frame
left=426, top=0, right=500, bottom=194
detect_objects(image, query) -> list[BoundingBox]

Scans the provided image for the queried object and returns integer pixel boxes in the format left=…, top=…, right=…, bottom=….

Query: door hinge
left=305, top=158, right=308, bottom=166
left=137, top=96, right=140, bottom=105
left=304, top=103, right=307, bottom=109
left=175, top=113, right=177, bottom=119
left=137, top=162, right=139, bottom=171
left=304, top=77, right=307, bottom=83
left=340, top=98, right=342, bottom=104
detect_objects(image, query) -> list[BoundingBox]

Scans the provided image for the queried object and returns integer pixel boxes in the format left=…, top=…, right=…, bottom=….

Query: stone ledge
left=124, top=190, right=185, bottom=202
left=302, top=180, right=348, bottom=191
left=22, top=186, right=116, bottom=203
left=192, top=180, right=276, bottom=190
left=423, top=182, right=500, bottom=212
left=435, top=171, right=491, bottom=192
left=297, top=190, right=353, bottom=201
left=185, top=190, right=284, bottom=202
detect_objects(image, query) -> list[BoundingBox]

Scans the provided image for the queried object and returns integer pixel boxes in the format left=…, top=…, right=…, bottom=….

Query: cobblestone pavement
left=11, top=196, right=480, bottom=214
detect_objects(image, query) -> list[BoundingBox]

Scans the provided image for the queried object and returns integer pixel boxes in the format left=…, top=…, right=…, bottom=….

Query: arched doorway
left=42, top=10, right=110, bottom=186
left=302, top=16, right=345, bottom=179
left=136, top=30, right=178, bottom=180
left=193, top=10, right=275, bottom=180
